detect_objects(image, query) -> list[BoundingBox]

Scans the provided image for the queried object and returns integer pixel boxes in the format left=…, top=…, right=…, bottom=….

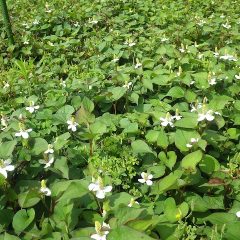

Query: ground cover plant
left=0, top=0, right=240, bottom=239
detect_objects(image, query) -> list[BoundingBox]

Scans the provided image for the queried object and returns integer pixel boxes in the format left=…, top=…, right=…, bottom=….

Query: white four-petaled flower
left=26, top=101, right=40, bottom=113
left=160, top=112, right=174, bottom=127
left=91, top=221, right=110, bottom=240
left=138, top=172, right=153, bottom=186
left=186, top=138, right=200, bottom=148
left=198, top=109, right=215, bottom=122
left=44, top=144, right=54, bottom=154
left=88, top=177, right=112, bottom=199
left=40, top=180, right=51, bottom=196
left=236, top=211, right=240, bottom=218
left=15, top=128, right=32, bottom=139
left=39, top=155, right=54, bottom=168
left=67, top=118, right=78, bottom=132
left=123, top=81, right=132, bottom=90
left=0, top=159, right=15, bottom=178
left=128, top=198, right=140, bottom=207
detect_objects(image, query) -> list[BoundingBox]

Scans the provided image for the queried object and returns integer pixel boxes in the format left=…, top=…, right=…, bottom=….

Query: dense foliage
left=0, top=0, right=240, bottom=239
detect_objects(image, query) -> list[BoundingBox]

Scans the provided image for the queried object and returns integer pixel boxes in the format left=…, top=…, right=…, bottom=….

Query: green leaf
left=145, top=130, right=159, bottom=143
left=82, top=97, right=94, bottom=113
left=127, top=216, right=161, bottom=232
left=174, top=116, right=198, bottom=129
left=4, top=233, right=21, bottom=240
left=31, top=138, right=48, bottom=155
left=12, top=208, right=35, bottom=232
left=181, top=150, right=203, bottom=172
left=157, top=130, right=169, bottom=149
left=53, top=105, right=75, bottom=124
left=0, top=140, right=17, bottom=158
left=159, top=151, right=177, bottom=170
left=131, top=140, right=153, bottom=154
left=166, top=86, right=185, bottom=98
left=152, top=170, right=183, bottom=194
left=54, top=157, right=69, bottom=179
left=53, top=132, right=71, bottom=150
left=108, top=226, right=155, bottom=240
left=90, top=121, right=107, bottom=135
left=114, top=206, right=146, bottom=225
left=199, top=155, right=220, bottom=175
left=18, top=190, right=41, bottom=208
left=108, top=87, right=127, bottom=101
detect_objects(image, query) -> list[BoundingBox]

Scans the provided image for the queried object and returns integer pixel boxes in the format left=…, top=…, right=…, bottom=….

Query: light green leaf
left=181, top=150, right=203, bottom=172
left=0, top=140, right=17, bottom=158
left=108, top=226, right=155, bottom=240
left=131, top=140, right=153, bottom=154
left=12, top=208, right=35, bottom=232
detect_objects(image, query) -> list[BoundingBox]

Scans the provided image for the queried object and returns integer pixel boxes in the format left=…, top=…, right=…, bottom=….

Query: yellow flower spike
left=18, top=122, right=24, bottom=130
left=176, top=209, right=182, bottom=221
left=97, top=176, right=104, bottom=188
left=95, top=221, right=102, bottom=234
left=41, top=180, right=47, bottom=189
left=166, top=112, right=171, bottom=120
left=203, top=97, right=208, bottom=104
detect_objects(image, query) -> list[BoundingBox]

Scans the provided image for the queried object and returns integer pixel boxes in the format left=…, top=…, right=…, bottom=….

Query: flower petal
left=0, top=168, right=7, bottom=178
left=96, top=190, right=105, bottom=199
left=146, top=180, right=153, bottom=186
left=138, top=179, right=146, bottom=183
left=5, top=165, right=15, bottom=171
left=148, top=174, right=153, bottom=179
left=22, top=131, right=29, bottom=139
left=88, top=183, right=99, bottom=191
left=103, top=186, right=112, bottom=193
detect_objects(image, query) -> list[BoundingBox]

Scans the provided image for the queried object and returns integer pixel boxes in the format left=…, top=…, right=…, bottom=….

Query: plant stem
left=0, top=0, right=14, bottom=45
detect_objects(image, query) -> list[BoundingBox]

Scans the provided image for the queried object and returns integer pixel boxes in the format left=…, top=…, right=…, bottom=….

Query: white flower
left=186, top=138, right=199, bottom=148
left=138, top=172, right=153, bottom=186
left=213, top=52, right=219, bottom=58
left=89, top=19, right=98, bottom=24
left=222, top=23, right=231, bottom=29
left=197, top=19, right=206, bottom=26
left=219, top=54, right=237, bottom=61
left=1, top=115, right=8, bottom=129
left=128, top=198, right=140, bottom=207
left=33, top=19, right=39, bottom=25
left=234, top=74, right=240, bottom=80
left=23, top=40, right=29, bottom=45
left=123, top=81, right=132, bottom=90
left=40, top=180, right=51, bottom=196
left=160, top=112, right=174, bottom=127
left=91, top=221, right=110, bottom=240
left=190, top=102, right=202, bottom=112
left=74, top=22, right=80, bottom=27
left=39, top=155, right=54, bottom=168
left=124, top=39, right=136, bottom=47
left=44, top=144, right=54, bottom=154
left=48, top=42, right=54, bottom=46
left=15, top=128, right=32, bottom=139
left=0, top=159, right=14, bottom=178
left=3, top=82, right=10, bottom=89
left=161, top=37, right=169, bottom=42
left=60, top=80, right=66, bottom=87
left=88, top=177, right=112, bottom=199
left=25, top=101, right=40, bottom=113
left=172, top=109, right=182, bottom=121
left=198, top=110, right=215, bottom=122
left=236, top=211, right=240, bottom=218
left=135, top=62, right=142, bottom=69
left=208, top=77, right=217, bottom=85
left=112, top=57, right=119, bottom=63
left=67, top=118, right=78, bottom=132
